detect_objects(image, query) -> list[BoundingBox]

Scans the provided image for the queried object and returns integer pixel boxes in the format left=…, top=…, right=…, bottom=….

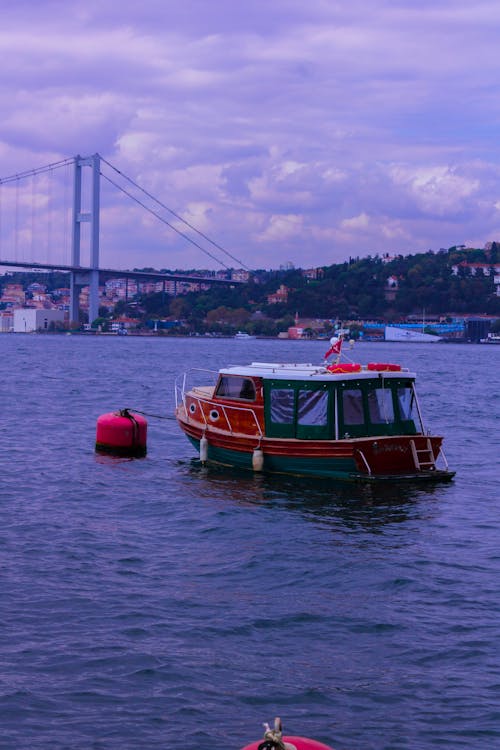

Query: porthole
left=209, top=410, right=220, bottom=422
left=189, top=403, right=197, bottom=414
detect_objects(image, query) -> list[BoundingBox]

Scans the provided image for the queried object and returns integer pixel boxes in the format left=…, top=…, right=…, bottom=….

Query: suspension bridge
left=0, top=154, right=246, bottom=324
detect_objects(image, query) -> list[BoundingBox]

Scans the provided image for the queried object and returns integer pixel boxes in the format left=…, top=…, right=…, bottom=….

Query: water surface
left=1, top=335, right=499, bottom=750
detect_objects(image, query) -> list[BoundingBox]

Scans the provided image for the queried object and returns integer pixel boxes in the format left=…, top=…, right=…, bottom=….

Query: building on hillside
left=451, top=261, right=500, bottom=276
left=30, top=292, right=55, bottom=307
left=137, top=281, right=162, bottom=295
left=384, top=275, right=399, bottom=301
left=302, top=268, right=324, bottom=281
left=13, top=308, right=65, bottom=333
left=231, top=269, right=251, bottom=283
left=26, top=282, right=47, bottom=294
left=267, top=284, right=289, bottom=304
left=104, top=279, right=139, bottom=299
left=79, top=286, right=89, bottom=311
left=451, top=262, right=500, bottom=296
left=1, top=283, right=26, bottom=307
left=52, top=287, right=70, bottom=297
left=52, top=288, right=70, bottom=310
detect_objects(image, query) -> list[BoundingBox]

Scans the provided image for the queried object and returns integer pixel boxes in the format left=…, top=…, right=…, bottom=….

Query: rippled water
left=1, top=335, right=499, bottom=750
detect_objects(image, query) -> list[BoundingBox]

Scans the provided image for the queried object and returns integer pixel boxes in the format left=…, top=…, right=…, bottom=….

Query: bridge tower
left=70, top=154, right=101, bottom=324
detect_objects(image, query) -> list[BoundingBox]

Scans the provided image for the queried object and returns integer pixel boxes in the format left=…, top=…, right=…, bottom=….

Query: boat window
left=270, top=388, right=295, bottom=424
left=397, top=387, right=417, bottom=421
left=367, top=388, right=395, bottom=424
left=297, top=390, right=328, bottom=426
left=342, top=389, right=364, bottom=425
left=215, top=376, right=256, bottom=401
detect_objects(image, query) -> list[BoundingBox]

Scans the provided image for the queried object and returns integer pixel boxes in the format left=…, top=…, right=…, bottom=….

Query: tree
left=92, top=316, right=109, bottom=331
left=169, top=296, right=190, bottom=319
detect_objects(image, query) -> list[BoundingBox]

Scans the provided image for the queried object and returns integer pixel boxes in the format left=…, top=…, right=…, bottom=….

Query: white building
left=13, top=308, right=66, bottom=333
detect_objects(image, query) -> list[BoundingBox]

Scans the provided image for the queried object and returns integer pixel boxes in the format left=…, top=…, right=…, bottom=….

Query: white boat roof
left=219, top=361, right=415, bottom=381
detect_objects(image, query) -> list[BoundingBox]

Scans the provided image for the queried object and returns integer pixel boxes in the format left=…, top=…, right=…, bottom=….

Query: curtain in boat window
left=297, top=389, right=328, bottom=426
left=367, top=388, right=395, bottom=424
left=397, top=387, right=416, bottom=421
left=270, top=388, right=295, bottom=423
left=342, top=389, right=364, bottom=425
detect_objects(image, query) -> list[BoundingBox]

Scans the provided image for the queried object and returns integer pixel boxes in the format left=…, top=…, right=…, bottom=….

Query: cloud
left=256, top=214, right=304, bottom=243
left=388, top=165, right=480, bottom=217
left=340, top=213, right=370, bottom=231
left=1, top=1, right=500, bottom=270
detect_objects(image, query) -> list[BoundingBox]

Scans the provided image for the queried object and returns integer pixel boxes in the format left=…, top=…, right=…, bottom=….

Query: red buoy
left=239, top=737, right=334, bottom=750
left=95, top=409, right=147, bottom=457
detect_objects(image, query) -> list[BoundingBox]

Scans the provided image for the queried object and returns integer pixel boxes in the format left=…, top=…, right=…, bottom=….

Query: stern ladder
left=410, top=438, right=436, bottom=471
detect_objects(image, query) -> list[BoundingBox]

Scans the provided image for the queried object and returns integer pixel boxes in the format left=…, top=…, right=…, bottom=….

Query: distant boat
left=385, top=326, right=442, bottom=343
left=480, top=332, right=500, bottom=344
left=234, top=331, right=256, bottom=340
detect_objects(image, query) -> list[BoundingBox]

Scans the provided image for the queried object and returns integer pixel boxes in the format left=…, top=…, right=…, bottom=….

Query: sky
left=1, top=0, right=500, bottom=272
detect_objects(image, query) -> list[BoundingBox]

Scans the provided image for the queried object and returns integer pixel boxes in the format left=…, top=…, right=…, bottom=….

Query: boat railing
left=436, top=445, right=450, bottom=471
left=175, top=368, right=218, bottom=409
left=355, top=448, right=372, bottom=475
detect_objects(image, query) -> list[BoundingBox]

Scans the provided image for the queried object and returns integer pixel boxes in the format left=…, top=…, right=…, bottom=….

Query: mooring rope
left=125, top=408, right=177, bottom=422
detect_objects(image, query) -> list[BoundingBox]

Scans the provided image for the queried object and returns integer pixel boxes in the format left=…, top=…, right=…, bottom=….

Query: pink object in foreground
left=95, top=409, right=147, bottom=457
left=239, top=736, right=334, bottom=750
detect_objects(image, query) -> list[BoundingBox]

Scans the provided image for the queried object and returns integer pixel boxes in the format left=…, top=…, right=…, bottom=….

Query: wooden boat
left=175, top=344, right=454, bottom=482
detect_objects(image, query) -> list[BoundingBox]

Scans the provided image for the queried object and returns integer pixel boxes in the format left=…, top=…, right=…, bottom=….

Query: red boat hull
left=176, top=406, right=453, bottom=482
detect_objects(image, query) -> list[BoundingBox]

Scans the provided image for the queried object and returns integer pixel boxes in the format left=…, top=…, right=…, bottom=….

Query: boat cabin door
left=263, top=380, right=333, bottom=439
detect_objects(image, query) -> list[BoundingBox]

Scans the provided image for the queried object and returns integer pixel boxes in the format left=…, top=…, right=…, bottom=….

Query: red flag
left=324, top=336, right=343, bottom=359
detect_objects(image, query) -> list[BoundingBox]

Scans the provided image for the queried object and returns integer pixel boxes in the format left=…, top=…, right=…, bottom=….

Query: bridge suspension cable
left=0, top=157, right=74, bottom=186
left=0, top=153, right=248, bottom=274
left=0, top=157, right=73, bottom=268
left=100, top=156, right=249, bottom=271
left=100, top=172, right=234, bottom=271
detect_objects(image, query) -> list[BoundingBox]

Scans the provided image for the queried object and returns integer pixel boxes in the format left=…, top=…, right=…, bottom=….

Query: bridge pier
left=69, top=153, right=101, bottom=325
left=69, top=273, right=80, bottom=324
left=89, top=269, right=100, bottom=324
left=1, top=152, right=244, bottom=327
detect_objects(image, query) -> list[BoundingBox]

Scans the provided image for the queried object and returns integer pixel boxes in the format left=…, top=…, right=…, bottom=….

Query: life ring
left=367, top=362, right=401, bottom=372
left=326, top=363, right=361, bottom=374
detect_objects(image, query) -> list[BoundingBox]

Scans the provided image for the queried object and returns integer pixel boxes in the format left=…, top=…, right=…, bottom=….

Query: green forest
left=136, top=245, right=500, bottom=334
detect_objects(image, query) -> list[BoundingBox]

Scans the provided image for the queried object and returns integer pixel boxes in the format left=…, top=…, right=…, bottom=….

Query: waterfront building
left=13, top=308, right=66, bottom=332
